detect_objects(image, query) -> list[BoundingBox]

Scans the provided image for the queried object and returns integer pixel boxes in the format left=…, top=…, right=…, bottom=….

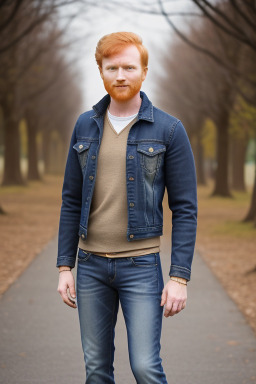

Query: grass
left=212, top=220, right=256, bottom=237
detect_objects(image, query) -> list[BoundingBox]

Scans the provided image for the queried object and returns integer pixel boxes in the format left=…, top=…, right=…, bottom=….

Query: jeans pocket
left=130, top=253, right=158, bottom=267
left=77, top=249, right=91, bottom=262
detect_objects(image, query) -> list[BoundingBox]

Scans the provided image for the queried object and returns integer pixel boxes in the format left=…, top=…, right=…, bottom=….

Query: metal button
left=129, top=155, right=134, bottom=159
left=129, top=177, right=134, bottom=181
left=89, top=175, right=94, bottom=180
left=91, top=155, right=96, bottom=159
left=148, top=147, right=154, bottom=153
left=79, top=144, right=83, bottom=149
left=129, top=202, right=134, bottom=207
left=129, top=234, right=134, bottom=239
left=81, top=234, right=85, bottom=239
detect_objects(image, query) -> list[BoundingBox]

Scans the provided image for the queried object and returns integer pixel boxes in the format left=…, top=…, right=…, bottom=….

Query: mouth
left=115, top=85, right=128, bottom=88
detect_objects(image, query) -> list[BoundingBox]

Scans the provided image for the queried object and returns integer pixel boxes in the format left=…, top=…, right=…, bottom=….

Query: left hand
left=161, top=279, right=187, bottom=317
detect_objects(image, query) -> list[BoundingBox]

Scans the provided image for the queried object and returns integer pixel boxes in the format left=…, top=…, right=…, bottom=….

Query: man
left=57, top=32, right=197, bottom=384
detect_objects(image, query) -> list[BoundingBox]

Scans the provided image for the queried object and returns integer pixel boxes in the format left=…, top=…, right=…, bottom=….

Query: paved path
left=1, top=205, right=256, bottom=383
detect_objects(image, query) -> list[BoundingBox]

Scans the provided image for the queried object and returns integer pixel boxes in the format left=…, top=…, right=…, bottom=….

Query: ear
left=142, top=67, right=148, bottom=82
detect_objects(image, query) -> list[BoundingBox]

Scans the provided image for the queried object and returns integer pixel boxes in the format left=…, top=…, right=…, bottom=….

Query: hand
left=160, top=279, right=187, bottom=317
left=57, top=271, right=77, bottom=309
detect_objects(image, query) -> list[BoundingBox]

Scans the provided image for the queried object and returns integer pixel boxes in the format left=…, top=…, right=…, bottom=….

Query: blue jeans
left=76, top=249, right=168, bottom=384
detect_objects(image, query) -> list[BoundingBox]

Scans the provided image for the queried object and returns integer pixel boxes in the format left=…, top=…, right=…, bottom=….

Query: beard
left=102, top=77, right=143, bottom=102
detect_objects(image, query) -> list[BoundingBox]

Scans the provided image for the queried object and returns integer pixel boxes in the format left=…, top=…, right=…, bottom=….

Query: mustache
left=113, top=83, right=129, bottom=86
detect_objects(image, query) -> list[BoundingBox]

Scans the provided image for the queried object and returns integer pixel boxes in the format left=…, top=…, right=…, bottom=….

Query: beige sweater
left=78, top=112, right=160, bottom=257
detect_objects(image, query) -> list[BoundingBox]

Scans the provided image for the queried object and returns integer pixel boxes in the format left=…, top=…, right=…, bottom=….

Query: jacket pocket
left=137, top=143, right=166, bottom=173
left=73, top=141, right=91, bottom=170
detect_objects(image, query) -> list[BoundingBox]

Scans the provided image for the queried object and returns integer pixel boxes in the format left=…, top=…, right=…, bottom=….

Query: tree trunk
left=2, top=98, right=24, bottom=185
left=195, top=132, right=206, bottom=185
left=27, top=116, right=41, bottom=181
left=244, top=170, right=256, bottom=222
left=230, top=136, right=247, bottom=191
left=212, top=109, right=231, bottom=197
left=42, top=130, right=51, bottom=174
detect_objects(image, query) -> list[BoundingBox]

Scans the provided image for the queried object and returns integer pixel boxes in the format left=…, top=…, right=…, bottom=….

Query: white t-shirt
left=107, top=109, right=138, bottom=134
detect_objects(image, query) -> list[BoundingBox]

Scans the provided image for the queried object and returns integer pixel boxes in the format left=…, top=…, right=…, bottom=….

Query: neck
left=108, top=92, right=142, bottom=117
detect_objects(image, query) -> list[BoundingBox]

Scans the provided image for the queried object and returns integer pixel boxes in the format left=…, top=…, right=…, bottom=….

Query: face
left=100, top=45, right=148, bottom=102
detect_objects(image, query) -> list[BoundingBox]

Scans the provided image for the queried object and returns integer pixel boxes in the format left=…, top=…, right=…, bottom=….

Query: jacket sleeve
left=56, top=117, right=83, bottom=268
left=164, top=120, right=197, bottom=281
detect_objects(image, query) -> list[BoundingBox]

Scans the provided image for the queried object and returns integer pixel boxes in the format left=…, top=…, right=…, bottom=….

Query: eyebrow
left=105, top=64, right=138, bottom=69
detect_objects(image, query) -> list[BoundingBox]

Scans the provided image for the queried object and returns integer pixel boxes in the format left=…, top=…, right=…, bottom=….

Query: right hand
left=57, top=271, right=77, bottom=309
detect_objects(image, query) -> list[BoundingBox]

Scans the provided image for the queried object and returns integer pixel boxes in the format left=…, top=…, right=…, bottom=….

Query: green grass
left=212, top=219, right=256, bottom=238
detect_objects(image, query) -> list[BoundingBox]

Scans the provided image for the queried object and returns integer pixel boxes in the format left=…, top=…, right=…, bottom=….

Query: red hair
left=95, top=32, right=148, bottom=69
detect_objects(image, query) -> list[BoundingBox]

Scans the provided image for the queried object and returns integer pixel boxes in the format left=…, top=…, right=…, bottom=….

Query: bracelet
left=170, top=277, right=187, bottom=285
left=59, top=269, right=71, bottom=273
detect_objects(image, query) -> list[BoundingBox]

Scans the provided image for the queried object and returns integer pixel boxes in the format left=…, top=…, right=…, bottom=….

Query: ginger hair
left=95, top=32, right=148, bottom=69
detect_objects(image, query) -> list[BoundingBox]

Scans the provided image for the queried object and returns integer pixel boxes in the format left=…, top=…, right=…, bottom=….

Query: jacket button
left=129, top=202, right=134, bottom=207
left=79, top=144, right=83, bottom=149
left=91, top=155, right=96, bottom=159
left=128, top=155, right=134, bottom=159
left=129, top=177, right=134, bottom=181
left=148, top=147, right=154, bottom=152
left=89, top=175, right=94, bottom=180
left=129, top=234, right=134, bottom=239
left=81, top=234, right=85, bottom=239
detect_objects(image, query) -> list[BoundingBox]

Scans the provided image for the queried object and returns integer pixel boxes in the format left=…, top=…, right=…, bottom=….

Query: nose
left=116, top=67, right=125, bottom=81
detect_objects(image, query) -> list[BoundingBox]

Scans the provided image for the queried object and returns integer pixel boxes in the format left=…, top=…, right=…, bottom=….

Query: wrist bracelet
left=170, top=277, right=187, bottom=285
left=59, top=269, right=71, bottom=273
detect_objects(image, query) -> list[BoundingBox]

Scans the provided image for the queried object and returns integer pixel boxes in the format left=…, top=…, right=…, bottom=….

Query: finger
left=61, top=292, right=77, bottom=308
left=69, top=285, right=76, bottom=299
left=164, top=302, right=173, bottom=317
left=161, top=290, right=167, bottom=306
left=169, top=302, right=179, bottom=316
left=176, top=301, right=184, bottom=312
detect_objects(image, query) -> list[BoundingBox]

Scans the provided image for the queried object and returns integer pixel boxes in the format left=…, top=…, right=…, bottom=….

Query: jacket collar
left=92, top=91, right=154, bottom=122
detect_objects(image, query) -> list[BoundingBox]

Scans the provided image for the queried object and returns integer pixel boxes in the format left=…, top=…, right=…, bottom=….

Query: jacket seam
left=167, top=119, right=181, bottom=147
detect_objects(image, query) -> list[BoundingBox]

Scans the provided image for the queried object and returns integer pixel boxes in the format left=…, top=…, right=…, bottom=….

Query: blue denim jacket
left=57, top=91, right=197, bottom=280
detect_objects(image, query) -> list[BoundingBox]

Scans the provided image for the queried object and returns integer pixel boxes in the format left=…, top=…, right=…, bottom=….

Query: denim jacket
left=57, top=91, right=197, bottom=281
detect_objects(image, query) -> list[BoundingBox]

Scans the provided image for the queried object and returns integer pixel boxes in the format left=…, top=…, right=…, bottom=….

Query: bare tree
left=0, top=0, right=85, bottom=185
left=157, top=16, right=241, bottom=196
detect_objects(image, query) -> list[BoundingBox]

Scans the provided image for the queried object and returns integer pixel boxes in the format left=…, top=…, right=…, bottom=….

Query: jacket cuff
left=56, top=256, right=76, bottom=269
left=169, top=265, right=191, bottom=281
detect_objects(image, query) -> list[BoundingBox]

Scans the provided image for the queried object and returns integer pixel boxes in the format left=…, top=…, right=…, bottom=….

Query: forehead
left=102, top=45, right=141, bottom=66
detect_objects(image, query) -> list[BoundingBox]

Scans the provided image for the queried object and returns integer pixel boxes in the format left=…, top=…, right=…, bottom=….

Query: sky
left=62, top=0, right=191, bottom=111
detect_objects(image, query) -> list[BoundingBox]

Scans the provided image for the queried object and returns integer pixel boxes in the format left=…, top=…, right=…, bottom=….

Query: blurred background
left=0, top=0, right=256, bottom=332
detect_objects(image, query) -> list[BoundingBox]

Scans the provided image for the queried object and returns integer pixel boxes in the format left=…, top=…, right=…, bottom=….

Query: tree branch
left=229, top=0, right=256, bottom=31
left=0, top=13, right=50, bottom=54
left=192, top=0, right=256, bottom=50
left=0, top=0, right=26, bottom=32
left=157, top=0, right=256, bottom=89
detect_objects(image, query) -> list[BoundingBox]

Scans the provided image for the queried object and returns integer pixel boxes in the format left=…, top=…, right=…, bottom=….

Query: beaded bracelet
left=170, top=277, right=187, bottom=285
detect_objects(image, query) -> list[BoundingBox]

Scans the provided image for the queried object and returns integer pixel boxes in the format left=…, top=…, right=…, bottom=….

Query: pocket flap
left=137, top=143, right=166, bottom=156
left=73, top=142, right=91, bottom=153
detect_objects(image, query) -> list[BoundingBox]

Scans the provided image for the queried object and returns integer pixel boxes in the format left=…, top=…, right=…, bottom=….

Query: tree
left=156, top=17, right=240, bottom=195
left=0, top=0, right=84, bottom=185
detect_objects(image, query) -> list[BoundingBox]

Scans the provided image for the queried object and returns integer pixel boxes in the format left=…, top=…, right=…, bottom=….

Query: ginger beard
left=101, top=74, right=144, bottom=102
